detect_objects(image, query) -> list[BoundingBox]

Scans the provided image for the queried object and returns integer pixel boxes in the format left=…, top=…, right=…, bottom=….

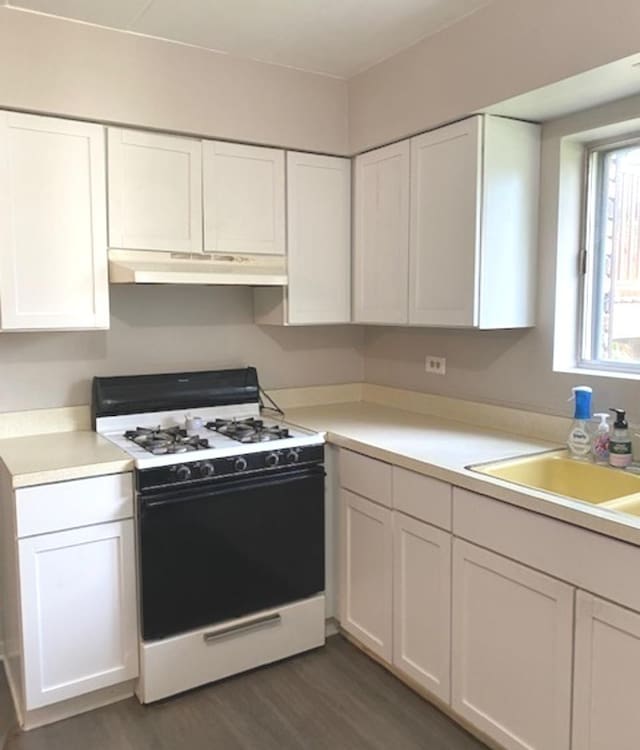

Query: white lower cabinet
left=340, top=489, right=393, bottom=661
left=573, top=591, right=640, bottom=750
left=18, top=520, right=139, bottom=710
left=451, top=539, right=573, bottom=750
left=337, top=457, right=640, bottom=750
left=392, top=512, right=450, bottom=702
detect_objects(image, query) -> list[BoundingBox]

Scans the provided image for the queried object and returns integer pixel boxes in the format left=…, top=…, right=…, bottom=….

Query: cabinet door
left=286, top=152, right=350, bottom=324
left=0, top=111, right=108, bottom=330
left=452, top=539, right=573, bottom=750
left=409, top=117, right=481, bottom=327
left=19, top=520, right=138, bottom=710
left=353, top=141, right=410, bottom=324
left=203, top=141, right=285, bottom=255
left=393, top=513, right=451, bottom=703
left=107, top=128, right=202, bottom=252
left=573, top=591, right=640, bottom=750
left=478, top=117, right=539, bottom=329
left=340, top=489, right=392, bottom=661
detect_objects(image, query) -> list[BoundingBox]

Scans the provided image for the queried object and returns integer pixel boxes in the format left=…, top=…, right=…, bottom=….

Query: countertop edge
left=319, top=430, right=640, bottom=548
left=11, top=460, right=135, bottom=489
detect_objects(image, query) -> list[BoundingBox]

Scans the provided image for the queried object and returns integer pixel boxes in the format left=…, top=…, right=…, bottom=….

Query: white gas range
left=92, top=367, right=327, bottom=703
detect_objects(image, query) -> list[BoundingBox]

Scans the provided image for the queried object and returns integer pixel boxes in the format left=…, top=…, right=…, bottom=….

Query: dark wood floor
left=5, top=636, right=488, bottom=750
left=0, top=667, right=16, bottom=749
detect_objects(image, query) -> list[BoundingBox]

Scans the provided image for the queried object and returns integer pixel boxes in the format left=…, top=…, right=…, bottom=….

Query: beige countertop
left=2, top=399, right=639, bottom=546
left=0, top=431, right=133, bottom=488
left=285, top=401, right=640, bottom=547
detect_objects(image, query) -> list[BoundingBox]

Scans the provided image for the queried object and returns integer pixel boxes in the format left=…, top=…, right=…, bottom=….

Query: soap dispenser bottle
left=567, top=386, right=592, bottom=459
left=609, top=408, right=633, bottom=468
left=591, top=413, right=610, bottom=464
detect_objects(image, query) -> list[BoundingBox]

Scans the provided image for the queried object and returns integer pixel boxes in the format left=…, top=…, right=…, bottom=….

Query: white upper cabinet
left=410, top=118, right=480, bottom=327
left=286, top=152, right=351, bottom=323
left=0, top=111, right=109, bottom=330
left=573, top=591, right=640, bottom=750
left=203, top=141, right=285, bottom=256
left=353, top=141, right=410, bottom=324
left=254, top=152, right=350, bottom=325
left=107, top=128, right=202, bottom=253
left=409, top=115, right=540, bottom=328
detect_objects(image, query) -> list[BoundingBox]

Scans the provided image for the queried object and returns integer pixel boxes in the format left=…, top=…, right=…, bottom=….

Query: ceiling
left=484, top=54, right=640, bottom=124
left=4, top=0, right=492, bottom=78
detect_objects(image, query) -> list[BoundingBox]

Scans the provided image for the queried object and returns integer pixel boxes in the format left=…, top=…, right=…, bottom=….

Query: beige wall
left=349, top=0, right=640, bottom=152
left=364, top=97, right=640, bottom=424
left=0, top=7, right=348, bottom=154
left=0, top=8, right=361, bottom=416
left=1, top=3, right=638, bottom=422
left=0, top=286, right=364, bottom=412
left=0, top=8, right=358, bottom=415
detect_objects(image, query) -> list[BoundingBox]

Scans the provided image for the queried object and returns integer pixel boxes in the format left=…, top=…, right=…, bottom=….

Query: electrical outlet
left=425, top=355, right=446, bottom=375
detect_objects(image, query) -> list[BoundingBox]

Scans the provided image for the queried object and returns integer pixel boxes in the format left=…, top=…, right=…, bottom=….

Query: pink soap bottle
left=591, top=413, right=610, bottom=464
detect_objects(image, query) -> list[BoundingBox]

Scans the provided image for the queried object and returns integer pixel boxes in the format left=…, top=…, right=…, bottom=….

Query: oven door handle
left=141, top=464, right=325, bottom=509
left=202, top=612, right=282, bottom=644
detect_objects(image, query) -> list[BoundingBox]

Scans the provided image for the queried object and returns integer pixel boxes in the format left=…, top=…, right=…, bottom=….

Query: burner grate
left=124, top=425, right=210, bottom=455
left=206, top=418, right=290, bottom=444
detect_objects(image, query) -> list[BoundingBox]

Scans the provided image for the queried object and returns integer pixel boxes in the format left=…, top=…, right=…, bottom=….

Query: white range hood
left=108, top=250, right=287, bottom=286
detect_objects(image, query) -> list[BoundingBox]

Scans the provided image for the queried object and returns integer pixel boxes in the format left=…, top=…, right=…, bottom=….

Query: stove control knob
left=287, top=450, right=300, bottom=464
left=234, top=457, right=248, bottom=472
left=265, top=452, right=280, bottom=468
left=175, top=465, right=192, bottom=482
left=199, top=462, right=215, bottom=478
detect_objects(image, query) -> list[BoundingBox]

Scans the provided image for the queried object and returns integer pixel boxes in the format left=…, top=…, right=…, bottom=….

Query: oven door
left=139, top=465, right=325, bottom=640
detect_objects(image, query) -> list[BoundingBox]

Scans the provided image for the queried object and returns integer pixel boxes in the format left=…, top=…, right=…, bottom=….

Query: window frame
left=578, top=133, right=640, bottom=376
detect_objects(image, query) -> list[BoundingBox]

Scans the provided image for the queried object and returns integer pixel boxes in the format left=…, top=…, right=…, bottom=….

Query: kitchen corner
left=2, top=1, right=640, bottom=747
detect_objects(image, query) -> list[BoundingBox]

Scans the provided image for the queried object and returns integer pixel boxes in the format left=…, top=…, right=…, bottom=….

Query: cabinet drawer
left=16, top=473, right=133, bottom=537
left=139, top=594, right=325, bottom=703
left=339, top=449, right=392, bottom=507
left=393, top=467, right=452, bottom=530
left=453, top=487, right=640, bottom=612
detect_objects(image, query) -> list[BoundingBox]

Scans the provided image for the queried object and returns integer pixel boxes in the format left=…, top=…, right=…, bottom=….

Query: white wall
left=364, top=95, right=640, bottom=424
left=0, top=7, right=349, bottom=155
left=0, top=286, right=364, bottom=412
left=349, top=0, right=640, bottom=152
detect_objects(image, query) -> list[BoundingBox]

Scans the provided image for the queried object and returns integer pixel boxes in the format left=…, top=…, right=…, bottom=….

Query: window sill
left=554, top=364, right=640, bottom=382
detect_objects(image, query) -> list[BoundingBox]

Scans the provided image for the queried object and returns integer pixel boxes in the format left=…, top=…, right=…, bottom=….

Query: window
left=581, top=138, right=640, bottom=373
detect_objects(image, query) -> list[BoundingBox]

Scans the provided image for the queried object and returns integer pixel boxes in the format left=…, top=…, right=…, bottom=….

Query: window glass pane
left=592, top=145, right=640, bottom=366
